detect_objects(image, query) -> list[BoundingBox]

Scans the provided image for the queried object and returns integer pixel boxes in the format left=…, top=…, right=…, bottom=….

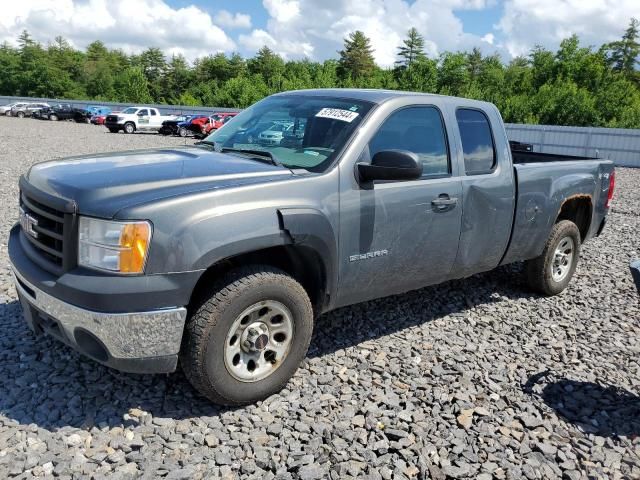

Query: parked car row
left=0, top=101, right=241, bottom=138
left=0, top=101, right=114, bottom=123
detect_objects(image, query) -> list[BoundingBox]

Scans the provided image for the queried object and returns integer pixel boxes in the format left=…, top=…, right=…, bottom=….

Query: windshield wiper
left=194, top=140, right=216, bottom=147
left=220, top=147, right=282, bottom=167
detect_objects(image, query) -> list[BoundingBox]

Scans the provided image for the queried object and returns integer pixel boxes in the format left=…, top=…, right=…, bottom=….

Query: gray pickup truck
left=9, top=89, right=615, bottom=405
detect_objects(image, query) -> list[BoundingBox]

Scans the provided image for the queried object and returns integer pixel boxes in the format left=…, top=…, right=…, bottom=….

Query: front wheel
left=123, top=122, right=135, bottom=134
left=181, top=266, right=314, bottom=405
left=524, top=220, right=581, bottom=296
left=49, top=114, right=58, bottom=121
left=178, top=127, right=188, bottom=137
left=17, top=111, right=25, bottom=118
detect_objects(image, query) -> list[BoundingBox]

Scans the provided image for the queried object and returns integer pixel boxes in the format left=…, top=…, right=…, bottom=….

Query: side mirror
left=357, top=150, right=423, bottom=183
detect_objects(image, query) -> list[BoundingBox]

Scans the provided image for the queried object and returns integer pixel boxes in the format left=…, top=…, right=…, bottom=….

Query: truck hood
left=25, top=146, right=293, bottom=218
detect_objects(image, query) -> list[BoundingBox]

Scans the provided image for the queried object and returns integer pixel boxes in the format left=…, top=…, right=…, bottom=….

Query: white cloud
left=481, top=33, right=495, bottom=45
left=215, top=10, right=252, bottom=29
left=1, top=0, right=634, bottom=68
left=0, top=0, right=238, bottom=62
left=497, top=0, right=639, bottom=57
left=263, top=0, right=301, bottom=23
left=238, top=0, right=500, bottom=65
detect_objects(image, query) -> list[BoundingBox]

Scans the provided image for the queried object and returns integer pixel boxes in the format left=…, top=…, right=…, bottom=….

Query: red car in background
left=91, top=113, right=116, bottom=125
left=199, top=112, right=238, bottom=136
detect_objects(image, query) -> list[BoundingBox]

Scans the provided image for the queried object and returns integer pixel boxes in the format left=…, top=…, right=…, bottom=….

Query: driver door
left=336, top=104, right=463, bottom=307
left=137, top=109, right=150, bottom=129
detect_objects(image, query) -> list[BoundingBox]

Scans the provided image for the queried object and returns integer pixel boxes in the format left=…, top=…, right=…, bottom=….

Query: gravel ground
left=0, top=116, right=639, bottom=479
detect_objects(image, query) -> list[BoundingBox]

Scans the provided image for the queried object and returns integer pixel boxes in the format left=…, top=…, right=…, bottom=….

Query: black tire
left=49, top=114, right=58, bottom=121
left=17, top=111, right=25, bottom=118
left=108, top=128, right=119, bottom=133
left=524, top=220, right=581, bottom=296
left=178, top=127, right=188, bottom=137
left=124, top=122, right=135, bottom=134
left=181, top=266, right=314, bottom=405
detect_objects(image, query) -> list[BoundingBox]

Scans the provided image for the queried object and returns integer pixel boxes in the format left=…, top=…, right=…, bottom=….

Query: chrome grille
left=20, top=192, right=65, bottom=268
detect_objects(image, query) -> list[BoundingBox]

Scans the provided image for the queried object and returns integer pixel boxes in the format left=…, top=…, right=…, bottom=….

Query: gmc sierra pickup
left=9, top=89, right=615, bottom=405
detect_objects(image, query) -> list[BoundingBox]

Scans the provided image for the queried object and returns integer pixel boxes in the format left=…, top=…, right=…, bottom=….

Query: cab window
left=369, top=106, right=449, bottom=177
left=456, top=108, right=496, bottom=174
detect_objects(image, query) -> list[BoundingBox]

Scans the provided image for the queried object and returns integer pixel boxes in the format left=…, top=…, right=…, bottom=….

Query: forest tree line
left=0, top=19, right=639, bottom=128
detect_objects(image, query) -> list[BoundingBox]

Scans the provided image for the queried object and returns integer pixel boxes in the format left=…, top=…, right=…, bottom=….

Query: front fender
left=279, top=208, right=339, bottom=307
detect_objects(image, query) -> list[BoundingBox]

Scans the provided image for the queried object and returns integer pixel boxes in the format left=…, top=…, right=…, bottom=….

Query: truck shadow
left=0, top=263, right=536, bottom=431
left=523, top=370, right=640, bottom=438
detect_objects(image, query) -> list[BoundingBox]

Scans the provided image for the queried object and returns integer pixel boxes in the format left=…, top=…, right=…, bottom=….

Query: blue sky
left=1, top=1, right=636, bottom=66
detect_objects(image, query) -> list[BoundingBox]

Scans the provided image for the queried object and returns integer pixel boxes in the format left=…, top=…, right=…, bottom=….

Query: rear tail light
left=605, top=170, right=615, bottom=209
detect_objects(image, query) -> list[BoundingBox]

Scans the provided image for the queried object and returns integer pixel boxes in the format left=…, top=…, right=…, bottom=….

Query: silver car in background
left=0, top=103, right=27, bottom=115
left=258, top=121, right=294, bottom=145
left=10, top=102, right=50, bottom=118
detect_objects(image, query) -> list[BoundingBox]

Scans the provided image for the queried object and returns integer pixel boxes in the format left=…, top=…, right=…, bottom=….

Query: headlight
left=78, top=217, right=152, bottom=274
left=117, top=116, right=125, bottom=122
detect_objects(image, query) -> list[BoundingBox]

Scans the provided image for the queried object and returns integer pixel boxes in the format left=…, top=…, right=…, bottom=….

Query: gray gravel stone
left=0, top=117, right=638, bottom=479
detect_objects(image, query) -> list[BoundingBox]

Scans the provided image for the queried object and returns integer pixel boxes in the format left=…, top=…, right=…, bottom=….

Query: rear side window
left=456, top=109, right=496, bottom=174
left=369, top=106, right=449, bottom=177
left=150, top=109, right=157, bottom=116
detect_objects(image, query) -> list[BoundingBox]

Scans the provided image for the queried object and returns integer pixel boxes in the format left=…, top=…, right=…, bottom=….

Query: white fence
left=505, top=123, right=640, bottom=168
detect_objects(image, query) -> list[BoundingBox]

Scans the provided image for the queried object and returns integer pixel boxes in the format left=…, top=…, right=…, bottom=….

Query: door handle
left=431, top=194, right=458, bottom=211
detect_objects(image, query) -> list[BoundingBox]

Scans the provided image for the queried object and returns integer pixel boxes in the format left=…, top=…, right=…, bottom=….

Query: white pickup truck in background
left=104, top=107, right=176, bottom=134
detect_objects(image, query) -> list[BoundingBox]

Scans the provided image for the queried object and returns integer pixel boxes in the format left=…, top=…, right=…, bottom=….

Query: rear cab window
left=456, top=108, right=496, bottom=175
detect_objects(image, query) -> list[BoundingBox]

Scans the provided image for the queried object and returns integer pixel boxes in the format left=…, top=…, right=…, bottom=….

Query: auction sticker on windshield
left=315, top=108, right=360, bottom=123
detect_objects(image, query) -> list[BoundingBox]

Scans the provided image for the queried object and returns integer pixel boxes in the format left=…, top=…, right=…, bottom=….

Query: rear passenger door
left=337, top=104, right=463, bottom=306
left=450, top=106, right=515, bottom=277
left=149, top=108, right=162, bottom=128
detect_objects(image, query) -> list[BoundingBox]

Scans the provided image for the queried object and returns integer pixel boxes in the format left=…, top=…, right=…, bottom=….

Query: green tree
left=437, top=52, right=470, bottom=96
left=162, top=54, right=192, bottom=103
left=604, top=18, right=639, bottom=76
left=134, top=47, right=166, bottom=100
left=533, top=80, right=598, bottom=126
left=338, top=31, right=376, bottom=81
left=86, top=60, right=114, bottom=99
left=0, top=42, right=20, bottom=95
left=248, top=46, right=285, bottom=89
left=396, top=58, right=437, bottom=92
left=396, top=28, right=427, bottom=68
left=116, top=67, right=153, bottom=103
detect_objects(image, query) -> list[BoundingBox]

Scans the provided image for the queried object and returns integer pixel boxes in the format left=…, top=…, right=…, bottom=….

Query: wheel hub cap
left=242, top=322, right=270, bottom=352
left=551, top=236, right=575, bottom=282
left=224, top=300, right=294, bottom=382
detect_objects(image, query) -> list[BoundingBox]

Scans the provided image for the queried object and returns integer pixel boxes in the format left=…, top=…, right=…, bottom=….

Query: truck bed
left=500, top=155, right=615, bottom=266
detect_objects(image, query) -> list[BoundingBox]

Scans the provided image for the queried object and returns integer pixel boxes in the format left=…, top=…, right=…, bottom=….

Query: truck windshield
left=122, top=107, right=138, bottom=114
left=204, top=95, right=374, bottom=172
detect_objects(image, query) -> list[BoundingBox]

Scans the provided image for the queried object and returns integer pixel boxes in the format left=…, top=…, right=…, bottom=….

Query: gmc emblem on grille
left=19, top=207, right=38, bottom=239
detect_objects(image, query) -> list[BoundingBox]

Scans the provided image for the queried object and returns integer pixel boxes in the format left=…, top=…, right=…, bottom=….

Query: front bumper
left=12, top=267, right=186, bottom=373
left=8, top=225, right=200, bottom=373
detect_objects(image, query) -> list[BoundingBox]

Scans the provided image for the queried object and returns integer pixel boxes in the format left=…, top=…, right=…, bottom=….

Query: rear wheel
left=524, top=220, right=581, bottom=296
left=181, top=266, right=314, bottom=405
left=49, top=114, right=58, bottom=121
left=17, top=111, right=25, bottom=118
left=124, top=122, right=135, bottom=134
left=178, top=127, right=188, bottom=137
